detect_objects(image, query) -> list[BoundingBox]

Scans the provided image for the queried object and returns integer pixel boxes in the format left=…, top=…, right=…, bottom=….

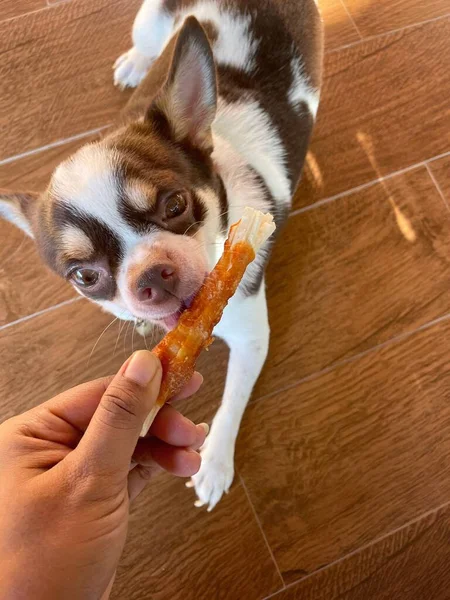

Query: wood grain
left=1, top=5, right=450, bottom=598
left=256, top=167, right=450, bottom=397
left=428, top=155, right=450, bottom=207
left=0, top=0, right=138, bottom=160
left=112, top=480, right=281, bottom=600
left=0, top=133, right=102, bottom=327
left=272, top=503, right=450, bottom=599
left=343, top=0, right=450, bottom=37
left=0, top=0, right=45, bottom=22
left=237, top=316, right=450, bottom=584
left=2, top=167, right=450, bottom=407
left=0, top=131, right=104, bottom=191
left=318, top=0, right=360, bottom=51
left=0, top=302, right=279, bottom=600
left=0, top=296, right=228, bottom=425
left=0, top=300, right=131, bottom=420
left=0, top=221, right=75, bottom=326
left=293, top=17, right=450, bottom=209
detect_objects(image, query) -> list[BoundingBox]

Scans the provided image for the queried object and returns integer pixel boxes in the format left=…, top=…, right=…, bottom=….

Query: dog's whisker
left=114, top=319, right=128, bottom=358
left=142, top=327, right=149, bottom=350
left=182, top=220, right=205, bottom=236
left=182, top=206, right=250, bottom=240
left=87, top=317, right=119, bottom=368
left=132, top=320, right=137, bottom=354
left=124, top=320, right=132, bottom=357
left=150, top=324, right=158, bottom=348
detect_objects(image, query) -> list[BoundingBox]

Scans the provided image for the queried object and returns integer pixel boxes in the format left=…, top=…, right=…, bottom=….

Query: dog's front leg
left=188, top=283, right=270, bottom=511
left=113, top=0, right=174, bottom=88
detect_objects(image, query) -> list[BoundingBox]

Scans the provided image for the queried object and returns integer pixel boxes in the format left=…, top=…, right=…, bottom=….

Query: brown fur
left=0, top=1, right=322, bottom=304
left=120, top=0, right=323, bottom=194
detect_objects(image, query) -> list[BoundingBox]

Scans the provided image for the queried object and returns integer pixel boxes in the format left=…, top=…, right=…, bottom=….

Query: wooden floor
left=1, top=1, right=450, bottom=598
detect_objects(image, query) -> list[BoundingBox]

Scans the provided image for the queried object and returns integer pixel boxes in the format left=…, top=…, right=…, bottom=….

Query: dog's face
left=0, top=18, right=224, bottom=330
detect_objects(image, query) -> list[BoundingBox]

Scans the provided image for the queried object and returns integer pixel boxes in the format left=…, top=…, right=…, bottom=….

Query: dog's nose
left=135, top=262, right=178, bottom=304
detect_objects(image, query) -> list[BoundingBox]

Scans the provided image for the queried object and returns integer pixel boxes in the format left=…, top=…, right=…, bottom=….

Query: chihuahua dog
left=0, top=0, right=323, bottom=510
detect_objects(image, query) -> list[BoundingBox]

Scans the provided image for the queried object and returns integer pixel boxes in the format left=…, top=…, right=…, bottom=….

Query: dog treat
left=141, top=207, right=276, bottom=436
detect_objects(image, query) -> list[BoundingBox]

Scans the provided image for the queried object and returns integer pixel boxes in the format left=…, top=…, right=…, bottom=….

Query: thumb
left=76, top=350, right=162, bottom=475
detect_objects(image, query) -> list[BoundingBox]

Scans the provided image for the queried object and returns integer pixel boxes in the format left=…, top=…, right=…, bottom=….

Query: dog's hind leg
left=114, top=0, right=174, bottom=89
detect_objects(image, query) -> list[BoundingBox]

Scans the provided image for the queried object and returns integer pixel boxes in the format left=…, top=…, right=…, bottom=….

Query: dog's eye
left=165, top=192, right=187, bottom=219
left=71, top=267, right=100, bottom=288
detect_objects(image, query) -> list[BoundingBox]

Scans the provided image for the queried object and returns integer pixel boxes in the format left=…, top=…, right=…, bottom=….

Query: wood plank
left=294, top=17, right=450, bottom=209
left=0, top=297, right=227, bottom=424
left=0, top=131, right=104, bottom=191
left=256, top=167, right=450, bottom=397
left=0, top=0, right=139, bottom=160
left=0, top=130, right=100, bottom=326
left=237, top=317, right=450, bottom=584
left=112, top=480, right=281, bottom=600
left=3, top=167, right=450, bottom=406
left=272, top=503, right=450, bottom=600
left=0, top=307, right=280, bottom=600
left=2, top=169, right=450, bottom=598
left=0, top=221, right=75, bottom=326
left=343, top=0, right=450, bottom=38
left=319, top=0, right=360, bottom=51
left=0, top=0, right=45, bottom=22
left=428, top=155, right=450, bottom=207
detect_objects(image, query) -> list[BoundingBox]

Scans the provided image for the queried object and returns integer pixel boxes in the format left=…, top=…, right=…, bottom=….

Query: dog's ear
left=0, top=191, right=40, bottom=237
left=148, top=16, right=217, bottom=153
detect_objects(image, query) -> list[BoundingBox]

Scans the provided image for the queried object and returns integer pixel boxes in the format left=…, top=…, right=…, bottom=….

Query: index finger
left=146, top=404, right=199, bottom=447
left=44, top=371, right=202, bottom=435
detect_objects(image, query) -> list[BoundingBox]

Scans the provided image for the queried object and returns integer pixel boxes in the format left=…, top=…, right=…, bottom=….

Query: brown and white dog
left=0, top=0, right=323, bottom=510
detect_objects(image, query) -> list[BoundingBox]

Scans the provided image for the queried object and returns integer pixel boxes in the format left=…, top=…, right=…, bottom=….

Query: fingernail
left=195, top=372, right=204, bottom=385
left=124, top=351, right=158, bottom=386
left=198, top=422, right=209, bottom=436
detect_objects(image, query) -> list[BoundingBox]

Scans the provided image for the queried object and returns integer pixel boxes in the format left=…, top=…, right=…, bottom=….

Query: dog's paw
left=113, top=47, right=153, bottom=89
left=187, top=439, right=235, bottom=511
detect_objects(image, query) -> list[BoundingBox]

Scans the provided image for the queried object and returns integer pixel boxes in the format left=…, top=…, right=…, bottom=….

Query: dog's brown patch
left=200, top=19, right=219, bottom=45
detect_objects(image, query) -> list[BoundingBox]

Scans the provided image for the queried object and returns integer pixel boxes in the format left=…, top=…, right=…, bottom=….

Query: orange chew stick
left=141, top=207, right=276, bottom=436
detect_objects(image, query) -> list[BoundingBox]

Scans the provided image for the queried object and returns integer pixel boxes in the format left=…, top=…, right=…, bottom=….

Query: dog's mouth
left=155, top=292, right=197, bottom=330
left=132, top=271, right=208, bottom=332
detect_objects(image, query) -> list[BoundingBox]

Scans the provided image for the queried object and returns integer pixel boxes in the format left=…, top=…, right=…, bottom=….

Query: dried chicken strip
left=141, top=207, right=276, bottom=436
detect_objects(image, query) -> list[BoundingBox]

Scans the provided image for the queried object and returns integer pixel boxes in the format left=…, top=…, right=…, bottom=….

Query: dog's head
left=0, top=18, right=225, bottom=330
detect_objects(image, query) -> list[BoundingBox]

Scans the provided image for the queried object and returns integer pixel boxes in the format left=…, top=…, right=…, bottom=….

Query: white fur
left=114, top=0, right=173, bottom=88
left=0, top=1, right=316, bottom=514
left=190, top=284, right=270, bottom=510
left=0, top=201, right=33, bottom=237
left=52, top=144, right=140, bottom=250
left=288, top=56, right=320, bottom=118
left=212, top=134, right=275, bottom=222
left=193, top=187, right=224, bottom=270
left=210, top=134, right=275, bottom=289
left=114, top=0, right=259, bottom=88
left=214, top=97, right=292, bottom=205
left=76, top=0, right=308, bottom=510
left=111, top=0, right=290, bottom=509
left=176, top=1, right=259, bottom=72
left=132, top=0, right=173, bottom=56
left=97, top=299, right=136, bottom=321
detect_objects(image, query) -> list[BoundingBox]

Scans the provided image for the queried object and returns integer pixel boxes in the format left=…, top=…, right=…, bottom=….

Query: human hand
left=0, top=351, right=206, bottom=600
